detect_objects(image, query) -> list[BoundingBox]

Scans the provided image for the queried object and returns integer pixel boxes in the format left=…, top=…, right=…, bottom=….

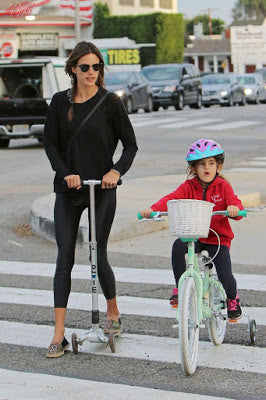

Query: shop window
left=119, top=0, right=134, bottom=5
left=159, top=0, right=172, bottom=9
left=140, top=0, right=154, bottom=7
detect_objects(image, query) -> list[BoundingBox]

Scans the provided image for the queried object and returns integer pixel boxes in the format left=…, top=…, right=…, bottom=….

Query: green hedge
left=93, top=3, right=184, bottom=65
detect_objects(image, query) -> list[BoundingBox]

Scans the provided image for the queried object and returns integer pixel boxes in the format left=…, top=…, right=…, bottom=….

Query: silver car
left=202, top=73, right=246, bottom=107
left=236, top=73, right=266, bottom=104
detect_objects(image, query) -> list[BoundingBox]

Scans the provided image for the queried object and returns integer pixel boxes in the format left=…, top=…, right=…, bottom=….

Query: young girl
left=140, top=139, right=243, bottom=320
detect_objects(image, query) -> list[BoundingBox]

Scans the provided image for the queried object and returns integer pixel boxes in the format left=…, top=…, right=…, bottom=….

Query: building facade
left=230, top=19, right=266, bottom=73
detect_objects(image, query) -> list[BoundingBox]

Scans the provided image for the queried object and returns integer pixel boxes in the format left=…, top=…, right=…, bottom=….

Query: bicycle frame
left=177, top=239, right=226, bottom=325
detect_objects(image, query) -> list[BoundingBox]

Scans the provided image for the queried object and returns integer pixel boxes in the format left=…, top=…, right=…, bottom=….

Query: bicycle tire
left=207, top=281, right=226, bottom=345
left=179, top=277, right=199, bottom=375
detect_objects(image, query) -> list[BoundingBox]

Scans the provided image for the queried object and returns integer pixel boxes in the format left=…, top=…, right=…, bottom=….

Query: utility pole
left=75, top=0, right=81, bottom=44
left=208, top=8, right=213, bottom=35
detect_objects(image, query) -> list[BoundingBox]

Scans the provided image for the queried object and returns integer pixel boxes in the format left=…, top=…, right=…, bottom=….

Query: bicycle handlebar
left=137, top=209, right=247, bottom=220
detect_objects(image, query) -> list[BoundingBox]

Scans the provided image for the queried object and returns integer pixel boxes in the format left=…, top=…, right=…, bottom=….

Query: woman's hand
left=102, top=170, right=120, bottom=189
left=139, top=208, right=154, bottom=219
left=64, top=174, right=82, bottom=190
left=227, top=205, right=240, bottom=218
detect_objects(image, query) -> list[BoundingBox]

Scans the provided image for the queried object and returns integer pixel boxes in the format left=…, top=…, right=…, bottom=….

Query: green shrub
left=93, top=3, right=184, bottom=65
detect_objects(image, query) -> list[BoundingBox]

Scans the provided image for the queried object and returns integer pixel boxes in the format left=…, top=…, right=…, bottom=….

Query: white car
left=236, top=73, right=266, bottom=104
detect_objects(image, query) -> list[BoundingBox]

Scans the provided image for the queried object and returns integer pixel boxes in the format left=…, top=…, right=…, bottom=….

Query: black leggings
left=172, top=239, right=237, bottom=300
left=54, top=189, right=116, bottom=308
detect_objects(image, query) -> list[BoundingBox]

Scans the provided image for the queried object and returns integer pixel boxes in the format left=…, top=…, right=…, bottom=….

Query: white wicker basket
left=167, top=199, right=214, bottom=238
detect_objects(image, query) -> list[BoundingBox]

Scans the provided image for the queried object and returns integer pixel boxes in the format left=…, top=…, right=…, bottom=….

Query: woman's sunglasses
left=77, top=63, right=103, bottom=72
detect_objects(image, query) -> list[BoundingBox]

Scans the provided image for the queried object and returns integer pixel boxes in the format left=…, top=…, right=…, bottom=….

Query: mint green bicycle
left=138, top=199, right=256, bottom=376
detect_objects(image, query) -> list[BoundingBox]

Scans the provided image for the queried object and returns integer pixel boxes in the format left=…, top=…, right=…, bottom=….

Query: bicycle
left=138, top=199, right=257, bottom=375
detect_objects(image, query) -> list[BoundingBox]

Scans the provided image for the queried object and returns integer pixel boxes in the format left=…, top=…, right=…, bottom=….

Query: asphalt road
left=0, top=103, right=266, bottom=399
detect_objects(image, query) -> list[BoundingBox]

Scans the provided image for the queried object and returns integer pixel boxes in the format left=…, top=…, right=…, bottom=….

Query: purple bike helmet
left=186, top=139, right=224, bottom=162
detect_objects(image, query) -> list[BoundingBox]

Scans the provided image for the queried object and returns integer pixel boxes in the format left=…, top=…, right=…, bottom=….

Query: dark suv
left=141, top=63, right=202, bottom=111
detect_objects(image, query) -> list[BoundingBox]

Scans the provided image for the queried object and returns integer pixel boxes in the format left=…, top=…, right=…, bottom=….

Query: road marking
left=1, top=261, right=265, bottom=291
left=0, top=286, right=264, bottom=324
left=7, top=240, right=23, bottom=247
left=159, top=118, right=222, bottom=129
left=0, top=368, right=233, bottom=400
left=0, top=321, right=265, bottom=374
left=201, top=121, right=261, bottom=130
left=132, top=118, right=181, bottom=127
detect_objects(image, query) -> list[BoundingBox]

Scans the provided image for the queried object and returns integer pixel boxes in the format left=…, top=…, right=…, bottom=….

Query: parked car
left=201, top=73, right=246, bottom=107
left=104, top=70, right=153, bottom=114
left=236, top=73, right=266, bottom=104
left=0, top=57, right=70, bottom=148
left=255, top=67, right=266, bottom=84
left=141, top=63, right=202, bottom=111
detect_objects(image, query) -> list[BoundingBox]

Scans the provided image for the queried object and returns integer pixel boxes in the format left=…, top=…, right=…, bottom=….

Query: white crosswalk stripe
left=0, top=286, right=265, bottom=324
left=129, top=113, right=263, bottom=131
left=0, top=259, right=265, bottom=398
left=1, top=260, right=266, bottom=291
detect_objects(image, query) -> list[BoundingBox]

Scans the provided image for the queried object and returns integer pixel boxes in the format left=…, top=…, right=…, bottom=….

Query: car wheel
left=153, top=105, right=159, bottom=112
left=0, top=138, right=10, bottom=148
left=175, top=93, right=184, bottom=110
left=126, top=97, right=133, bottom=114
left=227, top=95, right=234, bottom=107
left=193, top=92, right=202, bottom=109
left=144, top=96, right=153, bottom=113
left=163, top=105, right=168, bottom=110
left=239, top=95, right=246, bottom=106
left=254, top=94, right=260, bottom=104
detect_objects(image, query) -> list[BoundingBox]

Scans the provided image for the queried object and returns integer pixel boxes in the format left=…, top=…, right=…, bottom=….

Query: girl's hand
left=227, top=205, right=240, bottom=218
left=64, top=174, right=81, bottom=190
left=140, top=208, right=154, bottom=218
left=102, top=170, right=120, bottom=189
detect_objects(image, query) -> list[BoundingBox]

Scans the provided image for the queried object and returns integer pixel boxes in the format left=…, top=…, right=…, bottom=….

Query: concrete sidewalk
left=30, top=169, right=266, bottom=245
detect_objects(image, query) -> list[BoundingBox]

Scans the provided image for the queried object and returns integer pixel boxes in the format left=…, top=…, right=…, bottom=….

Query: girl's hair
left=187, top=154, right=226, bottom=180
left=65, top=41, right=105, bottom=120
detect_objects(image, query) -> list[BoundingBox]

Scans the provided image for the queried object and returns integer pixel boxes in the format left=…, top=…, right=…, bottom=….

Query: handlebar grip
left=225, top=209, right=247, bottom=217
left=137, top=211, right=158, bottom=220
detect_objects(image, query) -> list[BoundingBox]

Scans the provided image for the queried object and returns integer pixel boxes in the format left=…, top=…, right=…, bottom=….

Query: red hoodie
left=151, top=176, right=244, bottom=249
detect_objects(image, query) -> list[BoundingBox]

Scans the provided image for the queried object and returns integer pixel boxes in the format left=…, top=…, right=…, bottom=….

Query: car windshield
left=202, top=75, right=230, bottom=85
left=142, top=67, right=180, bottom=81
left=104, top=72, right=131, bottom=85
left=237, top=76, right=255, bottom=85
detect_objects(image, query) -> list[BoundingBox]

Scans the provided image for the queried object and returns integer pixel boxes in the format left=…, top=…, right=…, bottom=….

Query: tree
left=232, top=0, right=266, bottom=21
left=186, top=15, right=225, bottom=36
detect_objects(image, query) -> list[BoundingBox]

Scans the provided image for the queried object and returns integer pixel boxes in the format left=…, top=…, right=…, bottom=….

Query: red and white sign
left=0, top=1, right=51, bottom=18
left=59, top=0, right=93, bottom=22
left=0, top=42, right=14, bottom=57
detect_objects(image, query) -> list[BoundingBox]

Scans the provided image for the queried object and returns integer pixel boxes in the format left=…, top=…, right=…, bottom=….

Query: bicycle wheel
left=179, top=277, right=199, bottom=375
left=207, top=281, right=226, bottom=345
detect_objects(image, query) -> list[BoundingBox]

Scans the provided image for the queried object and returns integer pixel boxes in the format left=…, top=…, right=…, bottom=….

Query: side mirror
left=182, top=74, right=190, bottom=80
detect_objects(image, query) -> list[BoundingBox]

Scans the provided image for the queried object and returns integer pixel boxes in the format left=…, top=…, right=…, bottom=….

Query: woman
left=44, top=41, right=138, bottom=358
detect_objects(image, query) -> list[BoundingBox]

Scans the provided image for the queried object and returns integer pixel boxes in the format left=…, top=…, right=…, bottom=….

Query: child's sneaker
left=170, top=288, right=178, bottom=308
left=227, top=293, right=242, bottom=319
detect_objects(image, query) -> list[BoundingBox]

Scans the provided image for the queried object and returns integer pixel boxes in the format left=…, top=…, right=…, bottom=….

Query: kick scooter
left=72, top=179, right=120, bottom=354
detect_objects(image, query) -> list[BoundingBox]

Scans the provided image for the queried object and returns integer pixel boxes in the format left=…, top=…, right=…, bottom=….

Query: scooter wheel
left=108, top=333, right=116, bottom=353
left=249, top=319, right=257, bottom=345
left=72, top=333, right=79, bottom=354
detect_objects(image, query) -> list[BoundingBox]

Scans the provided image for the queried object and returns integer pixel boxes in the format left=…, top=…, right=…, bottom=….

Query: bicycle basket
left=167, top=199, right=214, bottom=238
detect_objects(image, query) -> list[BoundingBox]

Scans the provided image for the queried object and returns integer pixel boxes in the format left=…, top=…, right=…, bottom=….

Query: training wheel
left=72, top=333, right=79, bottom=354
left=249, top=319, right=257, bottom=345
left=108, top=333, right=116, bottom=353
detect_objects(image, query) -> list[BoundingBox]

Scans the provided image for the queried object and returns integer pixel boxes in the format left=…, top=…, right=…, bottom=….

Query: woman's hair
left=65, top=41, right=105, bottom=120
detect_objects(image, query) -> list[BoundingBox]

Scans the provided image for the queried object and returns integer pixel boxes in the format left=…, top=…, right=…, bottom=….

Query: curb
left=30, top=190, right=266, bottom=245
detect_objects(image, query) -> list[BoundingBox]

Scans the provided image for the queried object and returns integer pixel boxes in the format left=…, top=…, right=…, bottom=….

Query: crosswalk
left=129, top=110, right=263, bottom=131
left=1, top=259, right=265, bottom=399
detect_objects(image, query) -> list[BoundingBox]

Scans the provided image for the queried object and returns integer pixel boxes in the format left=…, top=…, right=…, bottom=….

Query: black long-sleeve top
left=44, top=88, right=138, bottom=192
